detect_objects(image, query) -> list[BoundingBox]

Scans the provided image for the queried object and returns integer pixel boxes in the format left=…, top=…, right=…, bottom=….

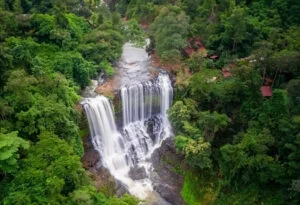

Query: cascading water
left=83, top=96, right=153, bottom=198
left=83, top=96, right=127, bottom=173
left=82, top=43, right=173, bottom=202
left=121, top=73, right=173, bottom=166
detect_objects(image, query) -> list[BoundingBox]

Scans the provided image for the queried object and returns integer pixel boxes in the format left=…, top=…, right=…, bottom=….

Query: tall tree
left=150, top=6, right=189, bottom=61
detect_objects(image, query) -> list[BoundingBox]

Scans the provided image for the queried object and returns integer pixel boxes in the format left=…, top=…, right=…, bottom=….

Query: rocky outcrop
left=81, top=135, right=116, bottom=196
left=81, top=143, right=99, bottom=169
left=151, top=137, right=186, bottom=205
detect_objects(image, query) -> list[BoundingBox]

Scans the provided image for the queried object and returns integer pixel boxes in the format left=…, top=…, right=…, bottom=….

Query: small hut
left=260, top=86, right=272, bottom=97
left=260, top=78, right=273, bottom=97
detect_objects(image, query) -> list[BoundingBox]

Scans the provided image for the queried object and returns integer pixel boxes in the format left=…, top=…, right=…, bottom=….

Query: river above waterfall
left=115, top=43, right=158, bottom=87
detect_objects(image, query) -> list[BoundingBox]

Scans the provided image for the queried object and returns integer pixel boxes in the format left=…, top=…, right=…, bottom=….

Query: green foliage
left=181, top=170, right=219, bottom=205
left=0, top=2, right=141, bottom=205
left=31, top=14, right=56, bottom=38
left=197, top=111, right=229, bottom=142
left=0, top=131, right=29, bottom=174
left=123, top=19, right=146, bottom=47
left=189, top=69, right=221, bottom=108
left=150, top=6, right=189, bottom=61
left=214, top=183, right=285, bottom=205
left=79, top=22, right=124, bottom=64
left=100, top=60, right=115, bottom=77
left=187, top=52, right=207, bottom=73
left=3, top=133, right=85, bottom=204
left=176, top=136, right=212, bottom=169
left=123, top=0, right=159, bottom=23
left=65, top=13, right=90, bottom=40
left=16, top=94, right=80, bottom=141
left=54, top=52, right=96, bottom=88
left=3, top=37, right=40, bottom=70
left=169, top=99, right=229, bottom=169
left=181, top=171, right=201, bottom=205
left=4, top=70, right=38, bottom=111
left=168, top=101, right=190, bottom=130
left=220, top=6, right=248, bottom=53
left=1, top=132, right=139, bottom=205
left=0, top=11, right=18, bottom=41
left=287, top=79, right=300, bottom=114
left=108, top=194, right=139, bottom=205
left=170, top=58, right=298, bottom=204
left=30, top=13, right=90, bottom=48
left=3, top=70, right=83, bottom=154
left=219, top=128, right=281, bottom=185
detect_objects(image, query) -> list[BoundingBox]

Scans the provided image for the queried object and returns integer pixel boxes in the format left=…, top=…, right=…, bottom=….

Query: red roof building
left=222, top=67, right=232, bottom=77
left=260, top=86, right=272, bottom=97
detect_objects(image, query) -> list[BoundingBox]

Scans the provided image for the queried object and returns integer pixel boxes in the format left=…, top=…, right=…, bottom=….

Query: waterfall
left=82, top=96, right=128, bottom=174
left=82, top=96, right=152, bottom=198
left=82, top=41, right=173, bottom=202
left=121, top=74, right=172, bottom=126
left=121, top=73, right=173, bottom=166
left=82, top=73, right=173, bottom=200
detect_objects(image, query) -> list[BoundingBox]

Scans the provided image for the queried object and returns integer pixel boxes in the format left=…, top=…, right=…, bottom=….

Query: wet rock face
left=151, top=137, right=186, bottom=205
left=115, top=180, right=130, bottom=197
left=129, top=166, right=147, bottom=180
left=82, top=136, right=100, bottom=169
left=81, top=135, right=116, bottom=195
left=82, top=148, right=100, bottom=169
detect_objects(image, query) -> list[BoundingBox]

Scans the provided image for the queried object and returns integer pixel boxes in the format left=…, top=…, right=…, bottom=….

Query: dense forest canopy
left=0, top=0, right=139, bottom=204
left=0, top=0, right=299, bottom=205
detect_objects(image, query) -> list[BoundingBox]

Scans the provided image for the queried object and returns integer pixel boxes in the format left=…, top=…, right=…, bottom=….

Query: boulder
left=150, top=137, right=186, bottom=205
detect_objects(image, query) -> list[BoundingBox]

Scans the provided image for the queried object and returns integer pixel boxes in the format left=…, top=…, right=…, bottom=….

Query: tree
left=197, top=111, right=229, bottom=142
left=4, top=70, right=38, bottom=112
left=150, top=6, right=189, bottom=61
left=220, top=6, right=247, bottom=53
left=0, top=131, right=29, bottom=174
left=189, top=68, right=221, bottom=109
left=168, top=101, right=190, bottom=131
left=287, top=79, right=300, bottom=114
left=79, top=22, right=124, bottom=64
left=187, top=51, right=207, bottom=73
left=219, top=128, right=282, bottom=185
left=3, top=132, right=86, bottom=204
left=176, top=135, right=212, bottom=169
left=15, top=95, right=82, bottom=154
left=123, top=19, right=146, bottom=47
